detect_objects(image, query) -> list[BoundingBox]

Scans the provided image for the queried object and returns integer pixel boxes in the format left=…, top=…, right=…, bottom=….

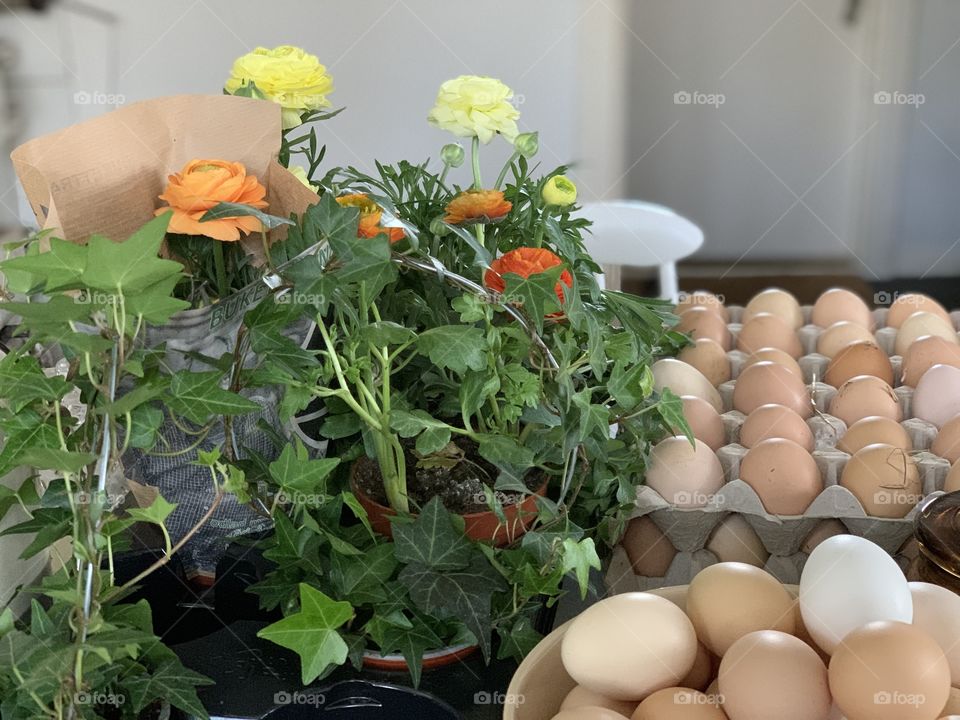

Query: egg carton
left=604, top=543, right=915, bottom=594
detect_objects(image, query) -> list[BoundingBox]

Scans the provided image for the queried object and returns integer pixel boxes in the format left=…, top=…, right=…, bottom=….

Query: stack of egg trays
left=606, top=302, right=955, bottom=594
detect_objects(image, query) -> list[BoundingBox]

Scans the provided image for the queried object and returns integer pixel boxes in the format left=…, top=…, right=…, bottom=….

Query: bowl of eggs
left=505, top=536, right=960, bottom=720
left=624, top=287, right=960, bottom=590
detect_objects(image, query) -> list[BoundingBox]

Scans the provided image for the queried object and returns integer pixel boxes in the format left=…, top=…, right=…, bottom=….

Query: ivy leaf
left=496, top=615, right=542, bottom=661
left=18, top=448, right=94, bottom=474
left=201, top=201, right=295, bottom=230
left=126, top=495, right=176, bottom=526
left=269, top=440, right=340, bottom=493
left=360, top=321, right=417, bottom=347
left=608, top=361, right=654, bottom=409
left=320, top=412, right=362, bottom=439
left=0, top=354, right=70, bottom=413
left=561, top=537, right=601, bottom=599
left=329, top=544, right=397, bottom=605
left=0, top=423, right=60, bottom=478
left=389, top=409, right=452, bottom=454
left=416, top=325, right=487, bottom=374
left=165, top=371, right=260, bottom=424
left=501, top=266, right=565, bottom=333
left=128, top=405, right=163, bottom=450
left=392, top=497, right=472, bottom=571
left=329, top=230, right=397, bottom=296
left=257, top=583, right=354, bottom=684
left=0, top=237, right=87, bottom=291
left=459, top=370, right=500, bottom=418
left=122, top=657, right=212, bottom=719
left=398, top=554, right=506, bottom=661
left=373, top=615, right=444, bottom=688
left=123, top=274, right=191, bottom=324
left=477, top=434, right=535, bottom=469
left=82, top=213, right=183, bottom=293
left=658, top=387, right=692, bottom=443
left=0, top=508, right=71, bottom=559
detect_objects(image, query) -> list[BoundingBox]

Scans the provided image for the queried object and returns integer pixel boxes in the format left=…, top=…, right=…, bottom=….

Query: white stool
left=579, top=200, right=704, bottom=301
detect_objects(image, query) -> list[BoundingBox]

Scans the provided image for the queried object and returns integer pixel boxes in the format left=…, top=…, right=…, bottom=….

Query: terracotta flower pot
left=362, top=642, right=478, bottom=672
left=349, top=461, right=547, bottom=547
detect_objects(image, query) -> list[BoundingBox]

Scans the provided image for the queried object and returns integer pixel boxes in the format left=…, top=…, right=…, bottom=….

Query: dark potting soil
left=353, top=437, right=542, bottom=514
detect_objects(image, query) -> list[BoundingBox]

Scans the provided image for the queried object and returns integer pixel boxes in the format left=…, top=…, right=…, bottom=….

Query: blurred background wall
left=0, top=0, right=957, bottom=285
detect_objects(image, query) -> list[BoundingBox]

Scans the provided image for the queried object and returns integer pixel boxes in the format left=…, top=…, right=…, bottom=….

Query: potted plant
left=0, top=215, right=265, bottom=719
left=226, top=75, right=689, bottom=686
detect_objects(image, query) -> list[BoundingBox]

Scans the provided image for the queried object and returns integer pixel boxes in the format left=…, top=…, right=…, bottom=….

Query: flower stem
left=495, top=151, right=519, bottom=190
left=471, top=136, right=482, bottom=189
left=213, top=241, right=228, bottom=299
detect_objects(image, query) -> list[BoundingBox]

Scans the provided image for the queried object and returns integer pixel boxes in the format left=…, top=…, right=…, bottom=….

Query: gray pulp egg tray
left=607, top=302, right=958, bottom=593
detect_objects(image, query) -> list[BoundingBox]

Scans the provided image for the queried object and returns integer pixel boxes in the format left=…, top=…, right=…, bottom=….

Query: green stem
left=494, top=151, right=519, bottom=190
left=471, top=136, right=482, bottom=189
left=213, top=241, right=228, bottom=299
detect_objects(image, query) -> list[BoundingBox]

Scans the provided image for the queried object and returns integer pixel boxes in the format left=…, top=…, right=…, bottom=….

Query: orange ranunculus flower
left=155, top=159, right=267, bottom=242
left=484, top=247, right=573, bottom=315
left=443, top=189, right=512, bottom=225
left=335, top=193, right=405, bottom=243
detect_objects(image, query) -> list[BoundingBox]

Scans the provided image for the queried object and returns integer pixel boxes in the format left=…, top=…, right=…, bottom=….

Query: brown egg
left=812, top=288, right=874, bottom=330
left=678, top=396, right=726, bottom=451
left=895, top=311, right=958, bottom=356
left=706, top=514, right=770, bottom=567
left=737, top=312, right=804, bottom=358
left=631, top=688, right=725, bottom=719
left=932, top=414, right=960, bottom=463
left=621, top=516, right=677, bottom=577
left=823, top=341, right=894, bottom=388
left=913, top=364, right=960, bottom=427
left=676, top=291, right=729, bottom=323
left=828, top=621, right=951, bottom=720
left=646, top=437, right=724, bottom=508
left=679, top=643, right=716, bottom=692
left=801, top=519, right=848, bottom=554
left=686, top=562, right=796, bottom=656
left=560, top=686, right=638, bottom=718
left=561, top=592, right=699, bottom=701
left=828, top=375, right=901, bottom=427
left=742, top=347, right=805, bottom=381
left=837, top=415, right=912, bottom=455
left=740, top=403, right=815, bottom=451
left=676, top=307, right=732, bottom=350
left=653, top=359, right=723, bottom=412
left=886, top=292, right=951, bottom=328
left=743, top=288, right=804, bottom=329
left=678, top=339, right=731, bottom=387
left=733, top=361, right=813, bottom=419
left=551, top=708, right=630, bottom=720
left=945, top=459, right=960, bottom=493
left=816, top=321, right=876, bottom=358
left=839, top=443, right=922, bottom=518
left=719, top=631, right=832, bottom=720
left=740, top=438, right=823, bottom=515
left=902, top=335, right=960, bottom=386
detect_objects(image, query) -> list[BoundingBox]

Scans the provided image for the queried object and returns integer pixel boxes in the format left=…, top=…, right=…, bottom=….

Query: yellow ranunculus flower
left=225, top=45, right=333, bottom=129
left=542, top=175, right=578, bottom=206
left=288, top=165, right=318, bottom=193
left=427, top=75, right=520, bottom=144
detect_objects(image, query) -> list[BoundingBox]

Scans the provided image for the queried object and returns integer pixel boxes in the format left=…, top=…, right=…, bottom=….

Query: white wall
left=0, top=0, right=631, bottom=229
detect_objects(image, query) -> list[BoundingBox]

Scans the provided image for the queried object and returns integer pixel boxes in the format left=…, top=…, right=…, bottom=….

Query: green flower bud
left=430, top=216, right=451, bottom=237
left=230, top=81, right=267, bottom=100
left=514, top=131, right=539, bottom=158
left=542, top=175, right=577, bottom=206
left=440, top=143, right=465, bottom=168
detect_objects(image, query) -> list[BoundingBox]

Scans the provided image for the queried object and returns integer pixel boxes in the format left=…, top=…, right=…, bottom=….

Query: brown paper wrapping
left=11, top=94, right=319, bottom=253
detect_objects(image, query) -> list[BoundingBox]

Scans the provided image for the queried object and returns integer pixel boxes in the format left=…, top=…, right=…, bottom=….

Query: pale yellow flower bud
left=542, top=175, right=577, bottom=206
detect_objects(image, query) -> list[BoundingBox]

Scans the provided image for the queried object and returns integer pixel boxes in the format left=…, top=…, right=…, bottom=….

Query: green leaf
left=128, top=404, right=163, bottom=449
left=81, top=213, right=183, bottom=293
left=0, top=237, right=87, bottom=291
left=320, top=412, right=363, bottom=439
left=123, top=273, right=191, bottom=324
left=477, top=434, right=535, bottom=469
left=0, top=608, right=13, bottom=639
left=561, top=537, right=601, bottom=599
left=329, top=544, right=397, bottom=605
left=501, top=265, right=565, bottom=332
left=360, top=321, right=417, bottom=347
left=496, top=615, right=542, bottom=661
left=166, top=371, right=260, bottom=424
left=257, top=583, right=354, bottom=685
left=389, top=409, right=452, bottom=454
left=372, top=615, right=444, bottom=687
left=18, top=448, right=94, bottom=473
left=201, top=201, right=295, bottom=230
left=269, top=440, right=340, bottom=493
left=398, top=554, right=506, bottom=661
left=416, top=325, right=487, bottom=374
left=122, top=657, right=212, bottom=719
left=658, top=387, right=692, bottom=443
left=392, top=497, right=473, bottom=571
left=459, top=370, right=500, bottom=418
left=0, top=354, right=70, bottom=413
left=0, top=423, right=60, bottom=478
left=126, top=495, right=176, bottom=526
left=608, top=361, right=654, bottom=409
left=1, top=508, right=71, bottom=559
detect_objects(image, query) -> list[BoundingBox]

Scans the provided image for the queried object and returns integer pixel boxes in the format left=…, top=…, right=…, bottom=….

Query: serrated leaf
left=658, top=387, right=692, bottom=443
left=476, top=434, right=535, bottom=469
left=501, top=265, right=565, bottom=332
left=122, top=657, right=212, bottom=719
left=126, top=495, right=176, bottom=526
left=81, top=214, right=182, bottom=293
left=359, top=321, right=416, bottom=347
left=269, top=440, right=340, bottom=493
left=561, top=537, right=601, bottom=599
left=0, top=237, right=87, bottom=291
left=372, top=615, right=444, bottom=687
left=608, top=361, right=653, bottom=409
left=0, top=354, right=70, bottom=413
left=165, top=371, right=260, bottom=424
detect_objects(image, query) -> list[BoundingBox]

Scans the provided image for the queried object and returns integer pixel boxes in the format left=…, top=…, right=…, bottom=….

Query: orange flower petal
left=444, top=189, right=512, bottom=225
